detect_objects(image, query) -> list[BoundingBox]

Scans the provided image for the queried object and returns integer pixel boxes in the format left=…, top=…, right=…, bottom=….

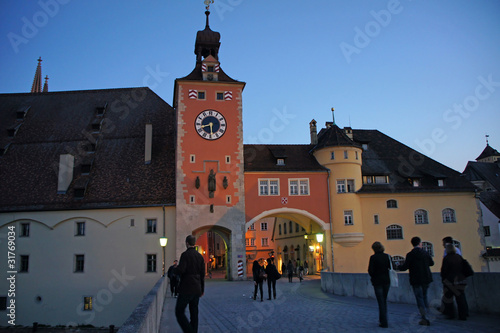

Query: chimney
left=309, top=119, right=317, bottom=145
left=145, top=124, right=152, bottom=164
left=57, top=154, right=74, bottom=193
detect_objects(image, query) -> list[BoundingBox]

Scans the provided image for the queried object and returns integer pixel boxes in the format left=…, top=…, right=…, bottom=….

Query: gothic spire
left=31, top=57, right=43, bottom=93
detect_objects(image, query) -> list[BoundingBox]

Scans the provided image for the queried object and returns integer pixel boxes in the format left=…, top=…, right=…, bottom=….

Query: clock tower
left=173, top=6, right=246, bottom=279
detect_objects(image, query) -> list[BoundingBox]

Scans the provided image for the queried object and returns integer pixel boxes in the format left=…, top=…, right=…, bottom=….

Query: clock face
left=195, top=110, right=227, bottom=140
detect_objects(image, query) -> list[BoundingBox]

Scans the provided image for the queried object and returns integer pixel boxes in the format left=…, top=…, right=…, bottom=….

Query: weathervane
left=486, top=134, right=490, bottom=145
left=204, top=0, right=214, bottom=11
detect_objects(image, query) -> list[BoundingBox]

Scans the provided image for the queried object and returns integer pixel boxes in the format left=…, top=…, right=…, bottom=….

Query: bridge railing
left=118, top=275, right=168, bottom=333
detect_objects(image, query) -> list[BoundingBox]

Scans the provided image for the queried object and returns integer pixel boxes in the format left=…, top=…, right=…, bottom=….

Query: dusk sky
left=1, top=0, right=499, bottom=172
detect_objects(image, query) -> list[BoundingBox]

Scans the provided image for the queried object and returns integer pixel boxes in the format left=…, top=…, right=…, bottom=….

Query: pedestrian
left=440, top=244, right=469, bottom=320
left=287, top=260, right=294, bottom=283
left=304, top=260, right=309, bottom=276
left=368, top=241, right=391, bottom=328
left=281, top=261, right=286, bottom=275
left=265, top=257, right=279, bottom=300
left=438, top=236, right=463, bottom=312
left=167, top=259, right=179, bottom=297
left=298, top=264, right=304, bottom=282
left=175, top=235, right=205, bottom=333
left=443, top=236, right=462, bottom=257
left=399, top=236, right=434, bottom=326
left=252, top=259, right=265, bottom=301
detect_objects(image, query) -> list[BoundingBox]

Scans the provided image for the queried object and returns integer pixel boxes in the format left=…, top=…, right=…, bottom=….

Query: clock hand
left=209, top=122, right=213, bottom=135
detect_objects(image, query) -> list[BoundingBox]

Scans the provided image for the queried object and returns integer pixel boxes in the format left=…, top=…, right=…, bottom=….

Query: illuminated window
left=83, top=297, right=92, bottom=311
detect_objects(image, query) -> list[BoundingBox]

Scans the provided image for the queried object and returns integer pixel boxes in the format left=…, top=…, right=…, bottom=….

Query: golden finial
left=204, top=0, right=214, bottom=11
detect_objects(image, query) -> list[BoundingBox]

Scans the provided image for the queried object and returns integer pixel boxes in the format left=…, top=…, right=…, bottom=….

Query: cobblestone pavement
left=160, top=275, right=499, bottom=333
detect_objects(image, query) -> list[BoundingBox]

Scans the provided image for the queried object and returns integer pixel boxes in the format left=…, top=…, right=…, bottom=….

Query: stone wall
left=118, top=275, right=168, bottom=333
left=321, top=272, right=500, bottom=315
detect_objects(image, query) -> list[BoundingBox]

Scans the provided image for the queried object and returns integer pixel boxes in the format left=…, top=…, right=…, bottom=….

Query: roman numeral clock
left=195, top=110, right=227, bottom=140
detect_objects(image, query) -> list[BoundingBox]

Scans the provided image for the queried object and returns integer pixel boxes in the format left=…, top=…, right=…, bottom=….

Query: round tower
left=312, top=122, right=364, bottom=247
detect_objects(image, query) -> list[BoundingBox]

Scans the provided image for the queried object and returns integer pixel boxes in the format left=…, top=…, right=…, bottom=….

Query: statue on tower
left=204, top=0, right=214, bottom=11
left=208, top=169, right=216, bottom=198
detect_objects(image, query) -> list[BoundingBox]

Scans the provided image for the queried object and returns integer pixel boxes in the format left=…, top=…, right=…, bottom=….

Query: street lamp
left=160, top=237, right=168, bottom=276
left=316, top=233, right=324, bottom=271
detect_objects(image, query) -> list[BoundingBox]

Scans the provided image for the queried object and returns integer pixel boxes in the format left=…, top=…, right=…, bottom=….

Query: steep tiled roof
left=476, top=144, right=500, bottom=161
left=463, top=161, right=500, bottom=191
left=353, top=129, right=476, bottom=193
left=312, top=124, right=361, bottom=151
left=0, top=87, right=176, bottom=212
left=244, top=144, right=326, bottom=172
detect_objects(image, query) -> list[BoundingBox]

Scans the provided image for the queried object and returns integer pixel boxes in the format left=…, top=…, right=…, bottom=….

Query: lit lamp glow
left=159, top=237, right=168, bottom=247
left=159, top=237, right=168, bottom=276
left=316, top=233, right=323, bottom=243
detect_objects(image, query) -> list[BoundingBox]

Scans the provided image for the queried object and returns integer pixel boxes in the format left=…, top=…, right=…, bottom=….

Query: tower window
left=344, top=210, right=353, bottom=225
left=208, top=65, right=214, bottom=72
left=197, top=91, right=205, bottom=100
left=217, top=92, right=224, bottom=100
left=331, top=151, right=335, bottom=160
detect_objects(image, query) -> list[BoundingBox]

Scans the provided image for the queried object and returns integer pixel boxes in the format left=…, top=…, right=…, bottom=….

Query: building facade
left=0, top=8, right=490, bottom=327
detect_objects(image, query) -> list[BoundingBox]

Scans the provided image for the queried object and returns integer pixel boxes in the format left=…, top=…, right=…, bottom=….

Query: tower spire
left=43, top=75, right=49, bottom=92
left=331, top=107, right=336, bottom=125
left=31, top=57, right=43, bottom=93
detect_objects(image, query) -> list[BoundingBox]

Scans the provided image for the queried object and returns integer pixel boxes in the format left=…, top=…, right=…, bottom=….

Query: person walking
left=286, top=260, right=294, bottom=283
left=175, top=235, right=205, bottom=333
left=399, top=236, right=434, bottom=326
left=438, top=236, right=463, bottom=312
left=368, top=241, right=391, bottom=328
left=167, top=259, right=180, bottom=297
left=265, top=257, right=279, bottom=300
left=441, top=244, right=469, bottom=320
left=252, top=259, right=265, bottom=301
left=281, top=261, right=286, bottom=275
left=304, top=260, right=309, bottom=276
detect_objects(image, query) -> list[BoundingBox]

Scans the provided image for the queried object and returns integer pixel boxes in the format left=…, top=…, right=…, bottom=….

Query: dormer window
left=277, top=158, right=285, bottom=166
left=16, top=111, right=26, bottom=120
left=413, top=179, right=420, bottom=187
left=438, top=179, right=444, bottom=187
left=207, top=65, right=214, bottom=72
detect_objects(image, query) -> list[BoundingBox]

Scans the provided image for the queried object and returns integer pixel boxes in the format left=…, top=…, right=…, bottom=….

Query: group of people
left=281, top=259, right=308, bottom=283
left=368, top=236, right=471, bottom=329
left=252, top=257, right=281, bottom=301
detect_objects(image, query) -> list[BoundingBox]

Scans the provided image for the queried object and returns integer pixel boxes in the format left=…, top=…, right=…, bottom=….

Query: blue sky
left=1, top=0, right=499, bottom=172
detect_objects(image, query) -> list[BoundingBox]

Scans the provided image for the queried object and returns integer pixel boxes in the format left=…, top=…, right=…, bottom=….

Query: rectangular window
left=289, top=179, right=309, bottom=196
left=20, top=223, right=30, bottom=237
left=259, top=179, right=279, bottom=196
left=250, top=238, right=255, bottom=246
left=262, top=238, right=269, bottom=247
left=413, top=179, right=420, bottom=187
left=20, top=255, right=29, bottom=273
left=83, top=297, right=93, bottom=311
left=130, top=219, right=135, bottom=227
left=344, top=150, right=348, bottom=159
left=337, top=180, right=346, bottom=193
left=284, top=223, right=287, bottom=234
left=374, top=215, right=379, bottom=224
left=289, top=180, right=298, bottom=195
left=330, top=151, right=335, bottom=160
left=277, top=158, right=285, bottom=165
left=75, top=255, right=85, bottom=273
left=75, top=222, right=85, bottom=236
left=146, top=219, right=157, bottom=233
left=270, top=180, right=279, bottom=195
left=296, top=223, right=299, bottom=232
left=355, top=151, right=359, bottom=160
left=279, top=224, right=282, bottom=235
left=146, top=254, right=157, bottom=272
left=438, top=179, right=444, bottom=187
left=299, top=180, right=309, bottom=195
left=197, top=91, right=205, bottom=99
left=249, top=223, right=255, bottom=230
left=344, top=210, right=353, bottom=225
left=484, top=226, right=491, bottom=237
left=346, top=179, right=355, bottom=193
left=190, top=154, right=195, bottom=163
left=190, top=195, right=195, bottom=204
left=245, top=238, right=249, bottom=246
left=225, top=155, right=231, bottom=164
left=216, top=92, right=224, bottom=100
left=261, top=222, right=268, bottom=231
left=226, top=195, right=231, bottom=203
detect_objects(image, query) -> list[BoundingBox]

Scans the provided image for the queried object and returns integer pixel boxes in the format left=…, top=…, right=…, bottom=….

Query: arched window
left=387, top=199, right=398, bottom=209
left=422, top=241, right=434, bottom=256
left=414, top=209, right=429, bottom=224
left=442, top=208, right=456, bottom=223
left=391, top=255, right=405, bottom=269
left=386, top=224, right=403, bottom=240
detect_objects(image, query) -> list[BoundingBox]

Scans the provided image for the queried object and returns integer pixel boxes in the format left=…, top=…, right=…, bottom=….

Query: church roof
left=0, top=87, right=176, bottom=212
left=476, top=144, right=500, bottom=161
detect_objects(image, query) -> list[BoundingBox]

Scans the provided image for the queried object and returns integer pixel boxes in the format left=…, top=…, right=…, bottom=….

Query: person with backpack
left=441, top=244, right=470, bottom=320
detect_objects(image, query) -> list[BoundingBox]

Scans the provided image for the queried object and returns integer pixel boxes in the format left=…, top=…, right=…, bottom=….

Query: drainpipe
left=162, top=205, right=166, bottom=276
left=327, top=169, right=334, bottom=272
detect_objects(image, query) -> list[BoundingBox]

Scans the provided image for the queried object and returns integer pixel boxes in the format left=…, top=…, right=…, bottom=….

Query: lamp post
left=316, top=233, right=324, bottom=271
left=160, top=237, right=168, bottom=276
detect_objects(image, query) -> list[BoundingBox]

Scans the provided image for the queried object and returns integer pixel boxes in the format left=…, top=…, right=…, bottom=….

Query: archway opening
left=192, top=225, right=231, bottom=280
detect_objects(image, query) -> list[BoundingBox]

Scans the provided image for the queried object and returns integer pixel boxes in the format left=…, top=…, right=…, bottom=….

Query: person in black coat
left=368, top=241, right=391, bottom=328
left=175, top=235, right=205, bottom=333
left=252, top=259, right=265, bottom=301
left=265, top=257, right=279, bottom=300
left=286, top=260, right=294, bottom=283
left=167, top=259, right=179, bottom=297
left=441, top=244, right=469, bottom=320
left=399, top=236, right=434, bottom=326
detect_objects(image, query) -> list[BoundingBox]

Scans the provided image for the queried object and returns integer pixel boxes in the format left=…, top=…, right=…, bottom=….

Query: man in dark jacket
left=175, top=235, right=205, bottom=333
left=441, top=244, right=469, bottom=320
left=399, top=236, right=434, bottom=326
